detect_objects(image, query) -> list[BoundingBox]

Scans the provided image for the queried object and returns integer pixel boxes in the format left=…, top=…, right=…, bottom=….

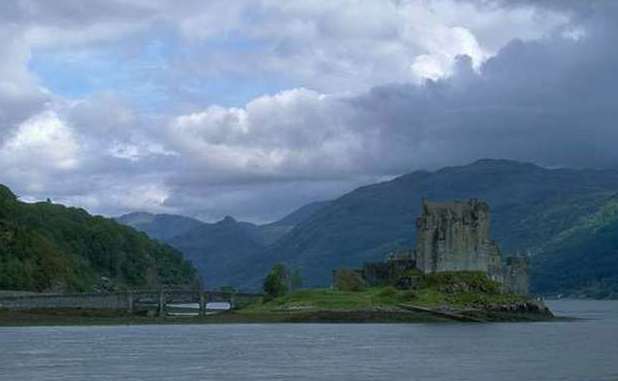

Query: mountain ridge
left=116, top=159, right=618, bottom=296
left=117, top=198, right=331, bottom=287
left=231, top=159, right=618, bottom=289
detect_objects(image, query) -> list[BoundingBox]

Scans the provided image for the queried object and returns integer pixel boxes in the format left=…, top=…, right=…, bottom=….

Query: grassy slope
left=245, top=272, right=526, bottom=313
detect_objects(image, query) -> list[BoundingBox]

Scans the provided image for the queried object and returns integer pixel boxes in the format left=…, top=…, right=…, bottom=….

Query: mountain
left=531, top=195, right=618, bottom=298
left=270, top=201, right=331, bottom=227
left=116, top=159, right=618, bottom=296
left=168, top=216, right=264, bottom=288
left=115, top=212, right=204, bottom=241
left=0, top=185, right=197, bottom=292
left=255, top=201, right=331, bottom=246
left=116, top=201, right=329, bottom=288
left=229, top=159, right=618, bottom=289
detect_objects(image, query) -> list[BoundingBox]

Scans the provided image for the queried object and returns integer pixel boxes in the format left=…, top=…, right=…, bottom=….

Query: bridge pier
left=199, top=293, right=206, bottom=316
left=126, top=291, right=134, bottom=314
left=158, top=290, right=166, bottom=317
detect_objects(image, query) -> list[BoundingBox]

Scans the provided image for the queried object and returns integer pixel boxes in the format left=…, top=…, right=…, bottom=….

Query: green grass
left=244, top=288, right=391, bottom=312
left=243, top=272, right=526, bottom=313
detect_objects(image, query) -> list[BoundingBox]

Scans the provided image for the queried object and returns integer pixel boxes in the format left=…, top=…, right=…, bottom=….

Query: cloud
left=167, top=88, right=361, bottom=181
left=0, top=111, right=79, bottom=193
left=0, top=0, right=616, bottom=222
left=2, top=111, right=79, bottom=169
left=163, top=2, right=618, bottom=219
left=169, top=0, right=569, bottom=93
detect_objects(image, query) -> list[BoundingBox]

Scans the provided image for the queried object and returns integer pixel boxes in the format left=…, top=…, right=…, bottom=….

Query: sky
left=1, top=0, right=617, bottom=222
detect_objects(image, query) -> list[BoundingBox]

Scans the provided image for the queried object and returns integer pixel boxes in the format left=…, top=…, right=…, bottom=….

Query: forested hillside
left=0, top=185, right=197, bottom=292
left=532, top=195, right=618, bottom=298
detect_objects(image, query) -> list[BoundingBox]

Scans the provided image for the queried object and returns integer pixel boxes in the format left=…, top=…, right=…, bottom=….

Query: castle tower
left=503, top=256, right=529, bottom=295
left=415, top=199, right=502, bottom=279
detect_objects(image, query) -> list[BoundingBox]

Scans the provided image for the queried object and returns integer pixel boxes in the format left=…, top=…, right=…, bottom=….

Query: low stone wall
left=0, top=290, right=46, bottom=298
left=0, top=290, right=263, bottom=312
left=0, top=293, right=131, bottom=311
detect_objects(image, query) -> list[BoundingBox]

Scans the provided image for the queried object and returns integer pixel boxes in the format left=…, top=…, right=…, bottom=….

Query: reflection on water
left=167, top=302, right=232, bottom=316
left=170, top=303, right=231, bottom=310
left=0, top=300, right=617, bottom=381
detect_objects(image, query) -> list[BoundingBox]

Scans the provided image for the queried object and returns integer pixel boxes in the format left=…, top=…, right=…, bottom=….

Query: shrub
left=333, top=269, right=366, bottom=292
left=399, top=290, right=417, bottom=301
left=378, top=286, right=397, bottom=298
left=417, top=271, right=501, bottom=294
left=263, top=263, right=289, bottom=301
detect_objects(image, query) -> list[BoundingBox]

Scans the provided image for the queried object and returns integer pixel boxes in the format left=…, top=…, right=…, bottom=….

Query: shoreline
left=0, top=307, right=558, bottom=327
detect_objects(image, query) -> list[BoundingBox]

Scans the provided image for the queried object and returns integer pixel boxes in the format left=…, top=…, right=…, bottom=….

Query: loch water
left=1, top=299, right=617, bottom=381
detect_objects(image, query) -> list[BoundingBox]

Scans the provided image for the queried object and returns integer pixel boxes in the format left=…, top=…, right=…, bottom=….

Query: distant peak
left=126, top=211, right=155, bottom=218
left=116, top=211, right=155, bottom=224
left=219, top=215, right=237, bottom=225
left=469, top=158, right=539, bottom=168
left=120, top=211, right=156, bottom=219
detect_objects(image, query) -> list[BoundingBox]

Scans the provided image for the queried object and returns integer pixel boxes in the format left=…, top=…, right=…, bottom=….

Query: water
left=1, top=300, right=617, bottom=381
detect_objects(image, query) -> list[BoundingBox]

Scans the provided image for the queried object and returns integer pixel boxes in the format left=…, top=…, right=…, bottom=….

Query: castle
left=338, top=199, right=529, bottom=295
left=415, top=200, right=502, bottom=279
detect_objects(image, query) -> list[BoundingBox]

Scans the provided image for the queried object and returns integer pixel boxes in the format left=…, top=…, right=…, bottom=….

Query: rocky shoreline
left=0, top=300, right=556, bottom=326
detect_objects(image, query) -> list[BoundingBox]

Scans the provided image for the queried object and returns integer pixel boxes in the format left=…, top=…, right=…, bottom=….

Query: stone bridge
left=0, top=288, right=263, bottom=316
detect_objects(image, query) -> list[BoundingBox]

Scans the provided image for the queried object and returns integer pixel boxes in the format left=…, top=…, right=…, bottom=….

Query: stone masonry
left=415, top=199, right=502, bottom=280
left=414, top=199, right=528, bottom=294
left=503, top=256, right=529, bottom=295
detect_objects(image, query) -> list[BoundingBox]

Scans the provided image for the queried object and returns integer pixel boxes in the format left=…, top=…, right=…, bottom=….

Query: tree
left=290, top=268, right=303, bottom=291
left=333, top=269, right=366, bottom=292
left=263, top=263, right=289, bottom=300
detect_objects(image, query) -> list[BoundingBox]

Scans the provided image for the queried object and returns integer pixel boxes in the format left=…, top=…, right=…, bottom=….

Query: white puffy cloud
left=2, top=0, right=616, bottom=223
left=2, top=111, right=79, bottom=170
left=168, top=88, right=369, bottom=183
left=0, top=111, right=79, bottom=193
left=171, top=0, right=568, bottom=90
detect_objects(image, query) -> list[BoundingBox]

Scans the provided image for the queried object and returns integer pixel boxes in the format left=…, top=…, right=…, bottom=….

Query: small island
left=229, top=199, right=553, bottom=323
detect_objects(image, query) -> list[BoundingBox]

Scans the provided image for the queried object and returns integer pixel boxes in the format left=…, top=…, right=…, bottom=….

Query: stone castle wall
left=415, top=199, right=502, bottom=278
left=503, top=257, right=529, bottom=295
left=362, top=253, right=416, bottom=287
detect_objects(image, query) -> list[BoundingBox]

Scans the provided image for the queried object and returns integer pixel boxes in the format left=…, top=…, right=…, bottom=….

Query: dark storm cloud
left=340, top=4, right=618, bottom=171
left=2, top=0, right=618, bottom=221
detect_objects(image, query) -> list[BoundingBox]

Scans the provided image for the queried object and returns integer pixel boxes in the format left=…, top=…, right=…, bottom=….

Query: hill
left=167, top=216, right=264, bottom=288
left=116, top=159, right=618, bottom=296
left=254, top=201, right=331, bottom=246
left=115, top=212, right=204, bottom=241
left=230, top=159, right=618, bottom=289
left=0, top=185, right=197, bottom=292
left=532, top=195, right=618, bottom=298
left=116, top=202, right=330, bottom=288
